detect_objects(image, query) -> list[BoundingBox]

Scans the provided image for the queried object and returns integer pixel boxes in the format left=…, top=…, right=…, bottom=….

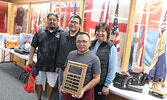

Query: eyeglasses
left=70, top=20, right=79, bottom=24
left=76, top=40, right=89, bottom=44
left=48, top=18, right=57, bottom=22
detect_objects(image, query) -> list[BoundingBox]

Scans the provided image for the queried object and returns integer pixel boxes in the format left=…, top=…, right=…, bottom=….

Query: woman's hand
left=102, top=86, right=109, bottom=96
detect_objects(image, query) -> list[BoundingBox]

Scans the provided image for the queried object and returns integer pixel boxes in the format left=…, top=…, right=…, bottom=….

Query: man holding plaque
left=60, top=32, right=101, bottom=100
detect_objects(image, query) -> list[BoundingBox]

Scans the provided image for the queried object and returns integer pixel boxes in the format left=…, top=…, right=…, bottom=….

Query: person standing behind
left=90, top=22, right=117, bottom=100
left=28, top=13, right=65, bottom=100
left=56, top=15, right=82, bottom=100
left=60, top=32, right=101, bottom=100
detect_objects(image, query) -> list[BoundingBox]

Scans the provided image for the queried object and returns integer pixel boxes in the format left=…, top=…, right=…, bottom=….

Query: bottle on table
left=149, top=76, right=154, bottom=89
left=157, top=78, right=162, bottom=91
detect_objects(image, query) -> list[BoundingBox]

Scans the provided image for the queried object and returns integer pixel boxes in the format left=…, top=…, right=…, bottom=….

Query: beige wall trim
left=0, top=0, right=11, bottom=3
left=10, top=0, right=80, bottom=4
left=7, top=3, right=16, bottom=35
left=10, top=0, right=50, bottom=4
left=79, top=0, right=85, bottom=31
left=26, top=3, right=31, bottom=34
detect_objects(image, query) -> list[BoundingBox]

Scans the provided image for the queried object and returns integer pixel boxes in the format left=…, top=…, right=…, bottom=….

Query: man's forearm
left=83, top=74, right=100, bottom=93
left=29, top=46, right=36, bottom=61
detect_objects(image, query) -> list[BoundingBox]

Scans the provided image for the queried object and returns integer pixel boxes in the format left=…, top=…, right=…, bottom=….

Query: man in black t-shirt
left=28, top=13, right=65, bottom=100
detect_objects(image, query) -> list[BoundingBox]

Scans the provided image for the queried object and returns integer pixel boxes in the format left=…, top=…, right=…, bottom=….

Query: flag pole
left=132, top=0, right=145, bottom=67
left=141, top=0, right=151, bottom=70
left=121, top=0, right=137, bottom=71
left=58, top=4, right=61, bottom=26
left=63, top=4, right=67, bottom=29
left=27, top=3, right=31, bottom=34
left=79, top=0, right=85, bottom=31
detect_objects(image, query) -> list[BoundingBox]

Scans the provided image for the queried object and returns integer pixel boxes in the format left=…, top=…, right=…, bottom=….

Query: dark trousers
left=63, top=88, right=94, bottom=100
left=94, top=85, right=106, bottom=100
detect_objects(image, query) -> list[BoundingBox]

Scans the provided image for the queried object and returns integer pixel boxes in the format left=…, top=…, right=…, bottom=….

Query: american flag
left=111, top=2, right=120, bottom=52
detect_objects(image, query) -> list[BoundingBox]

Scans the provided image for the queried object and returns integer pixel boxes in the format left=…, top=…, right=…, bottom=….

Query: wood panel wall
left=0, top=0, right=11, bottom=2
left=7, top=3, right=16, bottom=35
left=106, top=92, right=128, bottom=100
left=10, top=0, right=80, bottom=4
left=10, top=0, right=50, bottom=4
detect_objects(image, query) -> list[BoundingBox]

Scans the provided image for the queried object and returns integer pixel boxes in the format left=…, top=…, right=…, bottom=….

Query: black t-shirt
left=31, top=27, right=65, bottom=72
left=56, top=30, right=80, bottom=70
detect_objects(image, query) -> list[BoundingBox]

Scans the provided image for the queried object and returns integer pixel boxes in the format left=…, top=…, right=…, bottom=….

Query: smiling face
left=47, top=15, right=58, bottom=31
left=95, top=27, right=107, bottom=43
left=69, top=17, right=81, bottom=33
left=76, top=34, right=91, bottom=54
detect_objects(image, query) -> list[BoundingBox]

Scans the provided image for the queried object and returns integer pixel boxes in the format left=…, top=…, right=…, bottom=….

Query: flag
left=148, top=12, right=167, bottom=83
left=111, top=2, right=120, bottom=52
left=32, top=10, right=37, bottom=35
left=60, top=14, right=64, bottom=20
left=37, top=12, right=41, bottom=26
left=105, top=1, right=110, bottom=24
left=136, top=28, right=145, bottom=67
left=73, top=2, right=77, bottom=15
left=99, top=3, right=105, bottom=23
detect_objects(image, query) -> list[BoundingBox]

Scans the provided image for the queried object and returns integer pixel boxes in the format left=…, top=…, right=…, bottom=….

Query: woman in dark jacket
left=90, top=22, right=117, bottom=100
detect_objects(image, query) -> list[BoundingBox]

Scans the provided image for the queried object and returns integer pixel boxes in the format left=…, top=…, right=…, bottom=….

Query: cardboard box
left=5, top=40, right=19, bottom=49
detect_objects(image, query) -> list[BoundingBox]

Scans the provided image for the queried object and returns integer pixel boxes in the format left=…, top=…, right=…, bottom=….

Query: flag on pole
left=111, top=2, right=120, bottom=52
left=32, top=12, right=37, bottom=34
left=99, top=3, right=105, bottom=23
left=105, top=1, right=110, bottom=24
left=73, top=2, right=77, bottom=15
left=136, top=28, right=145, bottom=67
left=148, top=12, right=167, bottom=83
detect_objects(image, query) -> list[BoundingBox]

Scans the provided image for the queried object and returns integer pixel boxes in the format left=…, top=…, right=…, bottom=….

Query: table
left=109, top=84, right=167, bottom=100
left=0, top=46, right=37, bottom=63
left=0, top=46, right=37, bottom=83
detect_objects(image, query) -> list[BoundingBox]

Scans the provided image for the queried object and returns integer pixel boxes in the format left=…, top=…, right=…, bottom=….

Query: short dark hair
left=78, top=32, right=90, bottom=41
left=70, top=15, right=82, bottom=24
left=95, top=22, right=110, bottom=39
left=47, top=12, right=58, bottom=20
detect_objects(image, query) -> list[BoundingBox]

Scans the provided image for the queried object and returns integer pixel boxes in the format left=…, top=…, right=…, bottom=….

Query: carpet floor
left=0, top=63, right=58, bottom=100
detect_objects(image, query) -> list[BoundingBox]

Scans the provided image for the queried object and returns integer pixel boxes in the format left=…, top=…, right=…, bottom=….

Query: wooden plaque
left=62, top=61, right=88, bottom=96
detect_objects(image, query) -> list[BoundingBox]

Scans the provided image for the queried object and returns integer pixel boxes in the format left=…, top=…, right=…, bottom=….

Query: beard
left=69, top=28, right=78, bottom=33
left=49, top=27, right=55, bottom=30
left=48, top=23, right=57, bottom=30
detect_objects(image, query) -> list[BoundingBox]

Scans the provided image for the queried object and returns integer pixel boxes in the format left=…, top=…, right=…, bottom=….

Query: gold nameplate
left=109, top=35, right=116, bottom=41
left=133, top=37, right=141, bottom=44
left=62, top=61, right=88, bottom=96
